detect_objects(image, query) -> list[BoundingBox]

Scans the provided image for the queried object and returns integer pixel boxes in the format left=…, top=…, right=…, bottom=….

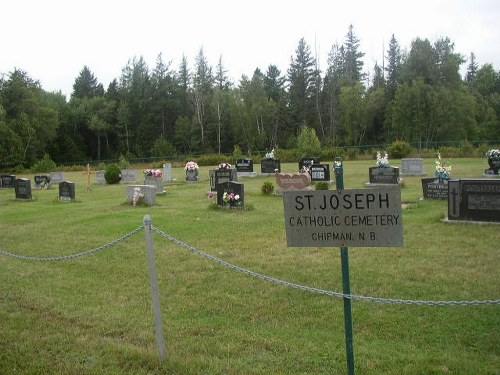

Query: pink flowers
left=144, top=169, right=163, bottom=177
left=185, top=161, right=199, bottom=171
left=218, top=162, right=232, bottom=170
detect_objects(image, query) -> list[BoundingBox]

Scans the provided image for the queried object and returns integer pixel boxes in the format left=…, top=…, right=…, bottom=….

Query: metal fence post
left=143, top=215, right=167, bottom=362
left=334, top=158, right=355, bottom=375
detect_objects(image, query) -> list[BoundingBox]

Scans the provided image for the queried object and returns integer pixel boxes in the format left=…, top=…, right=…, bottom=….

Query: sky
left=1, top=0, right=499, bottom=98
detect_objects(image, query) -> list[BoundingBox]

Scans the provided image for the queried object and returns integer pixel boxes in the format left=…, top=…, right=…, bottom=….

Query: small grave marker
left=368, top=166, right=400, bottom=184
left=261, top=158, right=281, bottom=173
left=14, top=178, right=32, bottom=200
left=50, top=171, right=65, bottom=184
left=310, top=164, right=331, bottom=182
left=236, top=158, right=254, bottom=173
left=96, top=170, right=106, bottom=185
left=59, top=181, right=76, bottom=201
left=1, top=175, right=16, bottom=189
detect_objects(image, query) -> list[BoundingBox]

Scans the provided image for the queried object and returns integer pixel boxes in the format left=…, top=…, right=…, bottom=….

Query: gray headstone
left=144, top=176, right=165, bottom=194
left=50, top=171, right=65, bottom=183
left=96, top=170, right=106, bottom=184
left=401, top=158, right=424, bottom=176
left=120, top=169, right=137, bottom=183
left=163, top=163, right=173, bottom=182
left=127, top=185, right=157, bottom=206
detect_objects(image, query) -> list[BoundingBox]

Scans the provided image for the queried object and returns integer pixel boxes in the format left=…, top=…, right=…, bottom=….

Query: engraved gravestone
left=299, top=157, right=320, bottom=172
left=236, top=158, right=254, bottom=173
left=50, top=171, right=65, bottom=184
left=310, top=164, right=330, bottom=182
left=59, top=181, right=76, bottom=201
left=209, top=169, right=238, bottom=192
left=261, top=158, right=281, bottom=173
left=120, top=169, right=137, bottom=183
left=14, top=178, right=32, bottom=200
left=216, top=181, right=244, bottom=208
left=34, top=175, right=51, bottom=188
left=369, top=166, right=399, bottom=184
left=127, top=185, right=157, bottom=205
left=401, top=158, right=424, bottom=176
left=448, top=179, right=500, bottom=222
left=1, top=175, right=16, bottom=188
left=421, top=178, right=448, bottom=199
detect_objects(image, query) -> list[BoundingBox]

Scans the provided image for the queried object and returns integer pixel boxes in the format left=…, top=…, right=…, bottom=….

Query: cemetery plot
left=209, top=169, right=237, bottom=192
left=120, top=169, right=137, bottom=183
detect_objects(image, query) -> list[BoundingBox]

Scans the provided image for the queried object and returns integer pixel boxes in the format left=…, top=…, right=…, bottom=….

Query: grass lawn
left=0, top=158, right=499, bottom=374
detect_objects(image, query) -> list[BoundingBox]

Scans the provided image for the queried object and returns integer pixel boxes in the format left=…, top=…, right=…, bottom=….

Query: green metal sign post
left=334, top=157, right=355, bottom=375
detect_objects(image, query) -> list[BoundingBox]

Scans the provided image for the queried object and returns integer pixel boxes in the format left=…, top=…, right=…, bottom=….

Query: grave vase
left=487, top=158, right=500, bottom=174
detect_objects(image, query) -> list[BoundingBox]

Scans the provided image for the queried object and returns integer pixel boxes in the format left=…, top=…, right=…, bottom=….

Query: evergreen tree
left=465, top=52, right=479, bottom=89
left=72, top=66, right=102, bottom=99
left=343, top=25, right=365, bottom=86
left=287, top=38, right=317, bottom=140
left=385, top=34, right=402, bottom=100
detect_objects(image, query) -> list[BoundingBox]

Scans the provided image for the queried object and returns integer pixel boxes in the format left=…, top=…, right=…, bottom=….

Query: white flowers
left=265, top=149, right=275, bottom=159
left=486, top=149, right=500, bottom=161
left=376, top=151, right=390, bottom=168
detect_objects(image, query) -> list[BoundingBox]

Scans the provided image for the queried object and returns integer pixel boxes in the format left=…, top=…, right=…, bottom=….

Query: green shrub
left=297, top=125, right=321, bottom=157
left=387, top=140, right=412, bottom=159
left=118, top=154, right=130, bottom=169
left=315, top=181, right=329, bottom=190
left=31, top=153, right=56, bottom=173
left=104, top=164, right=121, bottom=184
left=261, top=181, right=274, bottom=195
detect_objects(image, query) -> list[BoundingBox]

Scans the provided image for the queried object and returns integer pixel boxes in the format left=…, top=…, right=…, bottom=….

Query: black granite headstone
left=216, top=181, right=244, bottom=208
left=421, top=178, right=448, bottom=199
left=14, top=178, right=32, bottom=199
left=1, top=175, right=16, bottom=189
left=299, top=157, right=320, bottom=172
left=310, top=164, right=330, bottom=182
left=261, top=159, right=281, bottom=173
left=236, top=158, right=254, bottom=173
left=209, top=169, right=238, bottom=191
left=59, top=181, right=76, bottom=201
left=369, top=167, right=399, bottom=184
left=448, top=179, right=500, bottom=222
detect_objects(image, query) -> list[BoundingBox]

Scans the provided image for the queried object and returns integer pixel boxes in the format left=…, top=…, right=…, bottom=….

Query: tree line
left=1, top=25, right=499, bottom=168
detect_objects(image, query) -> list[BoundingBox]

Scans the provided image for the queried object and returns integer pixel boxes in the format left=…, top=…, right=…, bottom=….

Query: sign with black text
left=283, top=188, right=403, bottom=247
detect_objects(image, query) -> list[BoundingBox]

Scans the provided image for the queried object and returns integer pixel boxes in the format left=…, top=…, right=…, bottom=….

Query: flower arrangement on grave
left=486, top=149, right=500, bottom=162
left=222, top=191, right=241, bottom=206
left=218, top=162, right=232, bottom=170
left=435, top=152, right=452, bottom=182
left=265, top=149, right=275, bottom=159
left=184, top=161, right=199, bottom=171
left=132, top=187, right=144, bottom=206
left=39, top=181, right=51, bottom=190
left=143, top=169, right=163, bottom=178
left=376, top=151, right=390, bottom=168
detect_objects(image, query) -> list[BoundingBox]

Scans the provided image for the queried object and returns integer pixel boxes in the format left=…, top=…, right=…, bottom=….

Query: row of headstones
left=7, top=178, right=77, bottom=201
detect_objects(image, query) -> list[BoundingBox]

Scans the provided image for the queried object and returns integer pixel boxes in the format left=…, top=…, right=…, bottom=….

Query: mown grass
left=0, top=158, right=499, bottom=374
